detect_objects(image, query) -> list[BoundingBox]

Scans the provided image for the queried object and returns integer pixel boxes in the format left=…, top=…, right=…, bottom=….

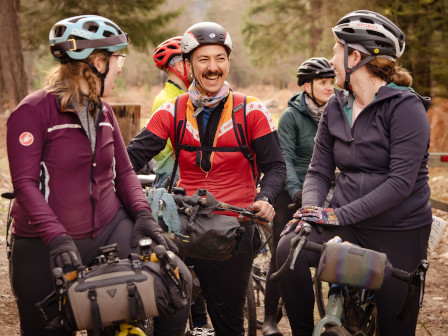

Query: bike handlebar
left=270, top=222, right=429, bottom=321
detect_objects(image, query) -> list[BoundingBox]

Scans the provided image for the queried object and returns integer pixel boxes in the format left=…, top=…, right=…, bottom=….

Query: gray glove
left=132, top=210, right=179, bottom=254
left=49, top=235, right=82, bottom=273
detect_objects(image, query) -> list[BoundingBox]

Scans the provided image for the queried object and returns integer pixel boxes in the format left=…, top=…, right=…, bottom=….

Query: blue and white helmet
left=181, top=22, right=232, bottom=60
left=49, top=15, right=128, bottom=62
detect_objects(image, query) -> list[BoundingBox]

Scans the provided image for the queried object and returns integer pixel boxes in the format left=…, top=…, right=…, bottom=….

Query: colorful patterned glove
left=299, top=207, right=340, bottom=226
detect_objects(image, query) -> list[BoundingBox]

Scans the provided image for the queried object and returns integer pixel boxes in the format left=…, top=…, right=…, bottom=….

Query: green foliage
left=20, top=0, right=182, bottom=52
left=380, top=0, right=448, bottom=96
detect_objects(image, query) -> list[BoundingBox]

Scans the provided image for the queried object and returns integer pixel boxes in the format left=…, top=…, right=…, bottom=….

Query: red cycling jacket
left=7, top=89, right=150, bottom=244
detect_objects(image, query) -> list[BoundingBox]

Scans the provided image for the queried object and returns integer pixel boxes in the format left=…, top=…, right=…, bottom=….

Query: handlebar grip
left=394, top=259, right=429, bottom=321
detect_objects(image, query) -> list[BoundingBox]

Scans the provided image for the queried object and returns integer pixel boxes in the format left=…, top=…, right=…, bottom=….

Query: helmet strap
left=343, top=43, right=375, bottom=92
left=307, top=81, right=326, bottom=108
left=86, top=61, right=110, bottom=97
left=167, top=63, right=190, bottom=89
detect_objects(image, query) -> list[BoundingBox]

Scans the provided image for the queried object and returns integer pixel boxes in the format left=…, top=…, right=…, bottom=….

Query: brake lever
left=417, top=260, right=429, bottom=307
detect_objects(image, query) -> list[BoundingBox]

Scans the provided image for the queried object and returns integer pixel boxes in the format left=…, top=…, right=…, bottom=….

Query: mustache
left=203, top=71, right=222, bottom=77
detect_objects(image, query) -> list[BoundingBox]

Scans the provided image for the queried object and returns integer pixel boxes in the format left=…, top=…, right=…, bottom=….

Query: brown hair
left=45, top=50, right=110, bottom=115
left=347, top=45, right=413, bottom=87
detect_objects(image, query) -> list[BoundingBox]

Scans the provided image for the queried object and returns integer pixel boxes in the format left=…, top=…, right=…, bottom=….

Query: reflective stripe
left=47, top=124, right=82, bottom=133
left=39, top=162, right=50, bottom=202
left=99, top=122, right=114, bottom=130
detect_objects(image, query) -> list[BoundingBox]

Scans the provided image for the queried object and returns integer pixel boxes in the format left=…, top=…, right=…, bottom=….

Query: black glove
left=132, top=210, right=179, bottom=254
left=49, top=235, right=82, bottom=273
left=293, top=190, right=303, bottom=206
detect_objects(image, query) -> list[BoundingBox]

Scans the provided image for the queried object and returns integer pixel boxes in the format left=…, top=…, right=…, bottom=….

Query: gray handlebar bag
left=38, top=253, right=189, bottom=334
left=317, top=242, right=388, bottom=290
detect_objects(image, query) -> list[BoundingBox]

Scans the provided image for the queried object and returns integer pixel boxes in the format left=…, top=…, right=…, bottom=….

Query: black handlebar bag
left=152, top=188, right=246, bottom=261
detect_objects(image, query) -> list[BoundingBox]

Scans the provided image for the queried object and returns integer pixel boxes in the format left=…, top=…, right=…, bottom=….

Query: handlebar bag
left=149, top=188, right=246, bottom=261
left=63, top=254, right=188, bottom=332
left=317, top=243, right=387, bottom=290
left=167, top=213, right=245, bottom=261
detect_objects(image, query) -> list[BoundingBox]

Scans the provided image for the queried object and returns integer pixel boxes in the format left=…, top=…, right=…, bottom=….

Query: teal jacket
left=277, top=91, right=318, bottom=199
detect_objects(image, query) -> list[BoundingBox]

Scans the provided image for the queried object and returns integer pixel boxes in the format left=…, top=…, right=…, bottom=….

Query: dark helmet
left=49, top=15, right=128, bottom=62
left=181, top=22, right=232, bottom=60
left=153, top=36, right=182, bottom=70
left=332, top=10, right=405, bottom=58
left=297, top=57, right=335, bottom=86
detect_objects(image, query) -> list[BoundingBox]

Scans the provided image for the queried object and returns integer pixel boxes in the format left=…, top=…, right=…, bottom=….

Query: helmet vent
left=342, top=27, right=355, bottom=34
left=360, top=17, right=375, bottom=24
left=54, top=26, right=66, bottom=38
left=83, top=22, right=99, bottom=33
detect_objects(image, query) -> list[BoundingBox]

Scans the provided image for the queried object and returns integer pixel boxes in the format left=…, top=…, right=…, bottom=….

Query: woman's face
left=330, top=42, right=345, bottom=89
left=101, top=52, right=125, bottom=98
left=306, top=77, right=335, bottom=105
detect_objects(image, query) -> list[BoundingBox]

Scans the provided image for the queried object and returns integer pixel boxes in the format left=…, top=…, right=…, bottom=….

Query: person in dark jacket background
left=262, top=58, right=334, bottom=336
left=7, top=15, right=190, bottom=336
left=276, top=10, right=432, bottom=336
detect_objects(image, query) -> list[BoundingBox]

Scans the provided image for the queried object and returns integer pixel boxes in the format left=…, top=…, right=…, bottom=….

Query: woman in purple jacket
left=7, top=15, right=189, bottom=336
left=276, top=10, right=432, bottom=336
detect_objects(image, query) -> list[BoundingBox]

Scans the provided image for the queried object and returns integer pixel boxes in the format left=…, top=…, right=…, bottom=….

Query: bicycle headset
left=297, top=57, right=335, bottom=107
left=331, top=10, right=405, bottom=91
left=153, top=36, right=190, bottom=88
left=49, top=15, right=129, bottom=96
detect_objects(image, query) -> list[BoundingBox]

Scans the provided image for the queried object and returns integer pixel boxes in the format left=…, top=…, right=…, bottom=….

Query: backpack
left=167, top=92, right=256, bottom=192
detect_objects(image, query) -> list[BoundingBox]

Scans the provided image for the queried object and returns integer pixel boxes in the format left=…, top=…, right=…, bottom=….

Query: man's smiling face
left=186, top=44, right=230, bottom=96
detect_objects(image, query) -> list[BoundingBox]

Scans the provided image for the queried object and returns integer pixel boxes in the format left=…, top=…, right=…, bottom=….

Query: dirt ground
left=1, top=86, right=448, bottom=335
left=0, top=203, right=447, bottom=335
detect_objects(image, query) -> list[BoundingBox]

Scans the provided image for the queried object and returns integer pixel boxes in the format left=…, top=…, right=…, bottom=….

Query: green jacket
left=277, top=91, right=318, bottom=199
left=151, top=81, right=184, bottom=176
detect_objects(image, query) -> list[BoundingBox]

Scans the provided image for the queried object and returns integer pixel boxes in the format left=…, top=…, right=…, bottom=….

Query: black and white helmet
left=297, top=57, right=335, bottom=86
left=332, top=10, right=405, bottom=58
left=181, top=22, right=232, bottom=60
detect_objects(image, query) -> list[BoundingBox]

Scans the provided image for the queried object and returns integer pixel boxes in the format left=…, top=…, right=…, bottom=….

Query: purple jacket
left=303, top=84, right=432, bottom=230
left=7, top=89, right=150, bottom=244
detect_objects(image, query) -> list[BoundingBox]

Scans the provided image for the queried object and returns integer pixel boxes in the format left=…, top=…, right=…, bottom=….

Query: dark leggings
left=187, top=222, right=259, bottom=336
left=264, top=189, right=295, bottom=316
left=11, top=208, right=191, bottom=336
left=276, top=224, right=431, bottom=336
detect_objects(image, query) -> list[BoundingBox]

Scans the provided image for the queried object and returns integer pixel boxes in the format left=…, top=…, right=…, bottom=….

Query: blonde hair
left=45, top=50, right=110, bottom=115
left=347, top=45, right=413, bottom=87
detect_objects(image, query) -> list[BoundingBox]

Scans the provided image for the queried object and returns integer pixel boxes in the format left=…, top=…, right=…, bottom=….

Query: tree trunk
left=310, top=0, right=323, bottom=56
left=0, top=0, right=28, bottom=116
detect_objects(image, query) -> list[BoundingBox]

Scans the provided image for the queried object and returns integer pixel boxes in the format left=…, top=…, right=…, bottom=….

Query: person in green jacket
left=149, top=36, right=192, bottom=188
left=262, top=57, right=335, bottom=336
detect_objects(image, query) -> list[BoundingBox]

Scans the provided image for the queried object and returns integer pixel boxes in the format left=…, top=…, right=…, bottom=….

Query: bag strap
left=127, top=283, right=147, bottom=322
left=168, top=92, right=256, bottom=190
left=88, top=288, right=102, bottom=336
left=231, top=93, right=256, bottom=180
left=168, top=94, right=189, bottom=192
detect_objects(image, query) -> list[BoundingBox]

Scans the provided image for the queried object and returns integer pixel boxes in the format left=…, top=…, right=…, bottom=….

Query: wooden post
left=110, top=103, right=141, bottom=145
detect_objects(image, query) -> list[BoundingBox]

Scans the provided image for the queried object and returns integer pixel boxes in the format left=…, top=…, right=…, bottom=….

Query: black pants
left=264, top=189, right=295, bottom=316
left=11, top=208, right=191, bottom=336
left=276, top=224, right=431, bottom=336
left=187, top=221, right=259, bottom=336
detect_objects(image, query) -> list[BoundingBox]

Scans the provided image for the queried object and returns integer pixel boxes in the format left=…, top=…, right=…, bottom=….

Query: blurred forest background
left=1, top=0, right=448, bottom=116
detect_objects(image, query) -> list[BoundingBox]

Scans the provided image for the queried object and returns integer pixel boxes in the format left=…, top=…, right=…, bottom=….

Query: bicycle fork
left=313, top=284, right=344, bottom=336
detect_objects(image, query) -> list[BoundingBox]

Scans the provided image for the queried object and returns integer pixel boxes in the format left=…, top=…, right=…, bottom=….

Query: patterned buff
left=189, top=79, right=231, bottom=117
left=304, top=94, right=325, bottom=123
